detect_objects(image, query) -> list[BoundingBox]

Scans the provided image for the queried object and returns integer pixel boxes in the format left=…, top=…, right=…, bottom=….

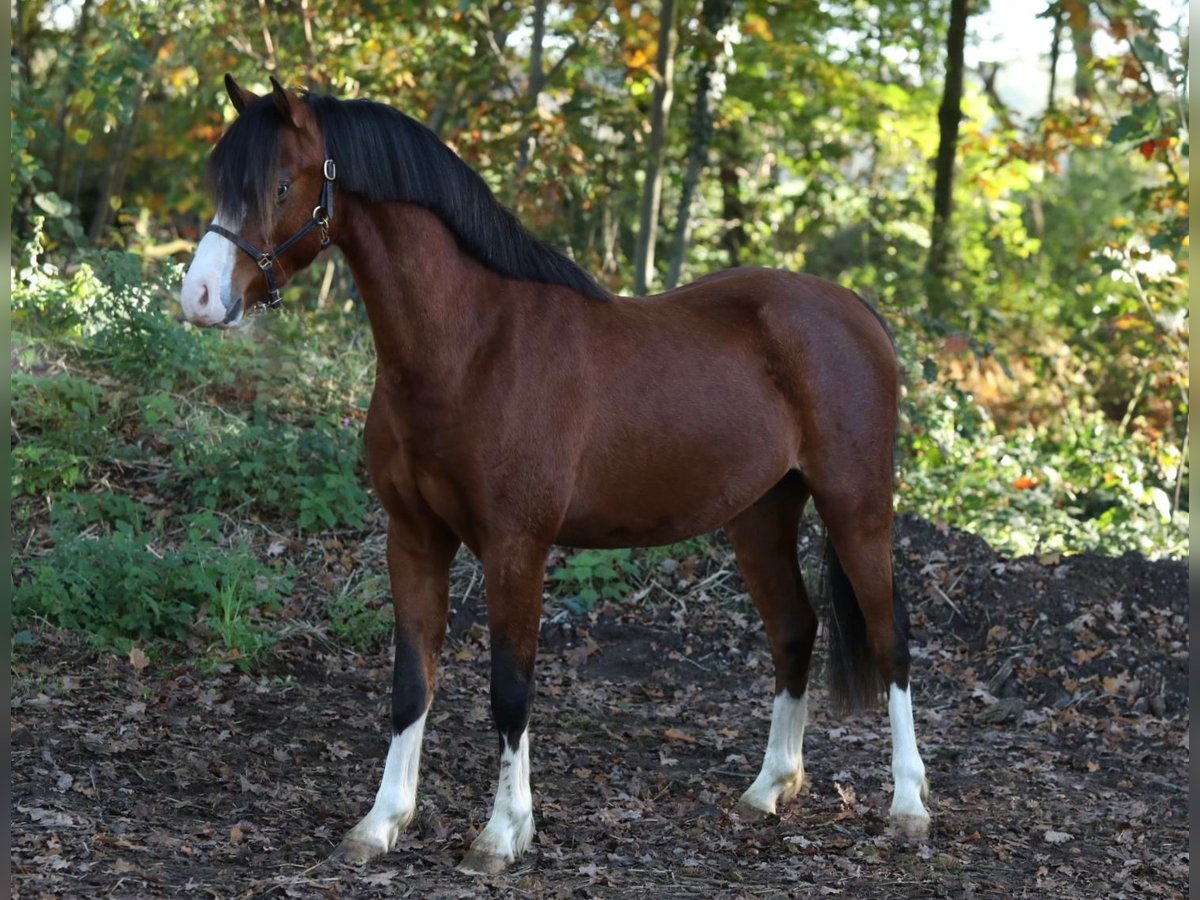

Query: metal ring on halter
left=257, top=254, right=275, bottom=272
left=313, top=206, right=331, bottom=246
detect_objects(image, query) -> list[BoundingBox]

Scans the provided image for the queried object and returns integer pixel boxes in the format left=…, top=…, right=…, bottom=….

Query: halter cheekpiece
left=207, top=155, right=337, bottom=311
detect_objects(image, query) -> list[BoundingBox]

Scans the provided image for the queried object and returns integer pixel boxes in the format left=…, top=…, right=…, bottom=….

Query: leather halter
left=207, top=156, right=337, bottom=311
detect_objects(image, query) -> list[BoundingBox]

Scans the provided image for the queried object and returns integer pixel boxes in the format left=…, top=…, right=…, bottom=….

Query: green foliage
left=12, top=374, right=113, bottom=494
left=551, top=549, right=639, bottom=612
left=13, top=235, right=222, bottom=391
left=900, top=375, right=1187, bottom=559
left=326, top=575, right=394, bottom=651
left=14, top=507, right=292, bottom=657
left=173, top=415, right=370, bottom=532
left=205, top=577, right=282, bottom=671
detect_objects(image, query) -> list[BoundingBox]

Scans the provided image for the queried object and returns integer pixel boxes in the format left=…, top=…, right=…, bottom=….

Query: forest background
left=10, top=0, right=1188, bottom=660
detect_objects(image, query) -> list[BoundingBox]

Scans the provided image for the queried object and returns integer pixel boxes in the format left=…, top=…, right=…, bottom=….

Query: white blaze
left=180, top=213, right=240, bottom=327
left=341, top=711, right=427, bottom=852
left=740, top=692, right=808, bottom=813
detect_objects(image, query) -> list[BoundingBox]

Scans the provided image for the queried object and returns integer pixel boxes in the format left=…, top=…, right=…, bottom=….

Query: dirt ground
left=12, top=516, right=1189, bottom=898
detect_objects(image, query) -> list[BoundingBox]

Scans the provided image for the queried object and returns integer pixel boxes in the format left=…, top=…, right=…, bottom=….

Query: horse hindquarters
left=769, top=282, right=930, bottom=833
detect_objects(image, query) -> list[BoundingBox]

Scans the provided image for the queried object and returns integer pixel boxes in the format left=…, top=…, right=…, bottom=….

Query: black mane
left=208, top=92, right=608, bottom=301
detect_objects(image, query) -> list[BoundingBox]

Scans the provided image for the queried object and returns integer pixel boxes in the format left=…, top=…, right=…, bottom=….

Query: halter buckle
left=257, top=254, right=275, bottom=272
left=265, top=290, right=283, bottom=309
left=323, top=159, right=337, bottom=181
left=313, top=206, right=332, bottom=247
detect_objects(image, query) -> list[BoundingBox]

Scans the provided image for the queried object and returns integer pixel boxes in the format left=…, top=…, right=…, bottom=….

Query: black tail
left=821, top=538, right=889, bottom=715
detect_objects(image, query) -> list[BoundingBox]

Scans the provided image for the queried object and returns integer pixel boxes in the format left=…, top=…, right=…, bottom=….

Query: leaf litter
left=11, top=516, right=1187, bottom=898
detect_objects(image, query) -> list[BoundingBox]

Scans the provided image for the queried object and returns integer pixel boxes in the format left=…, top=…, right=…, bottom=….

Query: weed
left=206, top=576, right=279, bottom=670
left=13, top=517, right=292, bottom=656
left=550, top=548, right=639, bottom=612
left=326, top=574, right=393, bottom=651
left=173, top=416, right=370, bottom=531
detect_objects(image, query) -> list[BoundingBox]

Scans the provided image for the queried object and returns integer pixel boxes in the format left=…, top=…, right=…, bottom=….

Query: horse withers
left=180, top=75, right=931, bottom=875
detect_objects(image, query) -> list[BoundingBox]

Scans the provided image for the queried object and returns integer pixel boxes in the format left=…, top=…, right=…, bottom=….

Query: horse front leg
left=458, top=537, right=549, bottom=875
left=333, top=522, right=459, bottom=863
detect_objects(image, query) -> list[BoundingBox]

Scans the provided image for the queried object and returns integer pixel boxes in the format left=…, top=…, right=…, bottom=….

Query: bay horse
left=180, top=75, right=930, bottom=874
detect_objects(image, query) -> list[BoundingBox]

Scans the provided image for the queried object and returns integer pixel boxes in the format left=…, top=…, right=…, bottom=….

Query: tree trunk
left=666, top=0, right=734, bottom=289
left=1064, top=0, right=1093, bottom=103
left=718, top=156, right=745, bottom=269
left=665, top=72, right=710, bottom=290
left=300, top=0, right=318, bottom=87
left=632, top=0, right=678, bottom=296
left=926, top=0, right=969, bottom=315
left=1047, top=2, right=1064, bottom=113
left=515, top=0, right=548, bottom=174
left=53, top=0, right=97, bottom=195
left=89, top=34, right=166, bottom=241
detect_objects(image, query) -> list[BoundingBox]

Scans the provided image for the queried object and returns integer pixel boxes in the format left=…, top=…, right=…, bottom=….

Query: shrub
left=12, top=375, right=114, bottom=495
left=13, top=513, right=293, bottom=656
left=551, top=548, right=639, bottom=612
left=172, top=415, right=370, bottom=531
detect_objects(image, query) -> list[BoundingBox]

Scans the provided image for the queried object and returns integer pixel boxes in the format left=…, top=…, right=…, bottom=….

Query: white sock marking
left=342, top=711, right=427, bottom=851
left=740, top=692, right=808, bottom=813
left=180, top=213, right=241, bottom=327
left=888, top=684, right=930, bottom=822
left=468, top=730, right=534, bottom=862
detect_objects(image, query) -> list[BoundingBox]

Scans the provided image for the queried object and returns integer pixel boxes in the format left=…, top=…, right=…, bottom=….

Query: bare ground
left=12, top=516, right=1189, bottom=898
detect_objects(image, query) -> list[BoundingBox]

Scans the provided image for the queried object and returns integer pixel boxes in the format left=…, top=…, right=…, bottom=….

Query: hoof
left=732, top=798, right=773, bottom=821
left=458, top=848, right=510, bottom=876
left=329, top=837, right=389, bottom=865
left=890, top=813, right=931, bottom=839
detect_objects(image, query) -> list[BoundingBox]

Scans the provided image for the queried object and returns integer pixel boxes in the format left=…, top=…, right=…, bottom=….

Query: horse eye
left=276, top=181, right=290, bottom=201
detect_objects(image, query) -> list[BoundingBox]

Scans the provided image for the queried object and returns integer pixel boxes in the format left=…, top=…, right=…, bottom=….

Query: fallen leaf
left=1044, top=830, right=1074, bottom=844
left=664, top=727, right=697, bottom=744
left=128, top=647, right=150, bottom=672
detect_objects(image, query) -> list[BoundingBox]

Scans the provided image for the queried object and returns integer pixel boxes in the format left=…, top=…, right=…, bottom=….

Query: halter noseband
left=207, top=156, right=337, bottom=311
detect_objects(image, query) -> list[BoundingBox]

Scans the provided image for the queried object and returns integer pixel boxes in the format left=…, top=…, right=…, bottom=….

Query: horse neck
left=334, top=199, right=500, bottom=375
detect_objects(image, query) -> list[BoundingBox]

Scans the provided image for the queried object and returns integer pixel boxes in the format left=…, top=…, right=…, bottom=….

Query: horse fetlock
left=889, top=777, right=931, bottom=833
left=333, top=806, right=413, bottom=862
left=737, top=764, right=804, bottom=817
left=459, top=810, right=534, bottom=875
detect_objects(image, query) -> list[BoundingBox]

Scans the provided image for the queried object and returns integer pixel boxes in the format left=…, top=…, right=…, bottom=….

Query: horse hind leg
left=814, top=485, right=931, bottom=837
left=727, top=473, right=818, bottom=818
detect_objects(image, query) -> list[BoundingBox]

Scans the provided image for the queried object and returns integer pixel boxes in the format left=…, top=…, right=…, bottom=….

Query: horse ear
left=224, top=73, right=259, bottom=114
left=269, top=75, right=298, bottom=127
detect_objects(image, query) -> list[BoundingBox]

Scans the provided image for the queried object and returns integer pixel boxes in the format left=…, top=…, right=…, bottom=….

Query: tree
left=632, top=0, right=678, bottom=295
left=926, top=0, right=970, bottom=315
left=666, top=0, right=734, bottom=289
